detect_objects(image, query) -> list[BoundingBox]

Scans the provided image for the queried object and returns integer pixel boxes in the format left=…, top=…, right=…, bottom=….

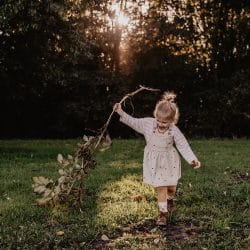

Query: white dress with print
left=120, top=112, right=197, bottom=187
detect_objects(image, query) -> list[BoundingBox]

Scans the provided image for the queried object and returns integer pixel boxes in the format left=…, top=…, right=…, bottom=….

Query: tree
left=0, top=0, right=104, bottom=137
left=0, top=0, right=249, bottom=137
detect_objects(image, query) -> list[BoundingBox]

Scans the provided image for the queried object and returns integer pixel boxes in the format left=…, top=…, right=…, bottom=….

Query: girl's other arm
left=173, top=125, right=200, bottom=168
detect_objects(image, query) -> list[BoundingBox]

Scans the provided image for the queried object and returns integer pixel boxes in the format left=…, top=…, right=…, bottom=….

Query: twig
left=94, top=85, right=160, bottom=149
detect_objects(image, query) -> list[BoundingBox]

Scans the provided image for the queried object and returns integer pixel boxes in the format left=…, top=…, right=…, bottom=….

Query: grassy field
left=0, top=139, right=249, bottom=249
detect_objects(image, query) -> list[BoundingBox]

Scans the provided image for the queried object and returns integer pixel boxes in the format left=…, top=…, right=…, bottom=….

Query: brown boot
left=167, top=199, right=176, bottom=212
left=156, top=211, right=168, bottom=226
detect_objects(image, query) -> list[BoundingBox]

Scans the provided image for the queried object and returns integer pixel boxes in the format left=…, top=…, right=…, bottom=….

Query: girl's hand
left=113, top=103, right=123, bottom=116
left=192, top=160, right=201, bottom=169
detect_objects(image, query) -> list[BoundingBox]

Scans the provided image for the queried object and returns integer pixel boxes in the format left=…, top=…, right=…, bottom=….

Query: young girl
left=114, top=91, right=201, bottom=226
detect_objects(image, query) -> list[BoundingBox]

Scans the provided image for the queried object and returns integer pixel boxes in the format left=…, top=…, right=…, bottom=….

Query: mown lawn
left=0, top=139, right=249, bottom=249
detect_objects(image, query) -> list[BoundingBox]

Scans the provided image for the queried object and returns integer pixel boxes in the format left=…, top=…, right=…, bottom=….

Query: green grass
left=0, top=139, right=249, bottom=249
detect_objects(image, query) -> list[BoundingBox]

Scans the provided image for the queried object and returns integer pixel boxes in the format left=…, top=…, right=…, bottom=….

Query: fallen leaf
left=101, top=234, right=109, bottom=241
left=56, top=230, right=64, bottom=236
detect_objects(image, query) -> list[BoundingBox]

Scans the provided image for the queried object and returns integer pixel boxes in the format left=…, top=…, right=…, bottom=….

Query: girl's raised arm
left=114, top=103, right=150, bottom=135
left=120, top=112, right=148, bottom=135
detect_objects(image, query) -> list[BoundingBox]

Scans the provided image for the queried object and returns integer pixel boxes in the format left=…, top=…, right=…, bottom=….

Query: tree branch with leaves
left=32, top=85, right=160, bottom=208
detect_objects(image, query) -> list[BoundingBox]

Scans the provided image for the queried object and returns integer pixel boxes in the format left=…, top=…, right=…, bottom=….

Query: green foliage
left=0, top=0, right=249, bottom=137
left=186, top=67, right=250, bottom=137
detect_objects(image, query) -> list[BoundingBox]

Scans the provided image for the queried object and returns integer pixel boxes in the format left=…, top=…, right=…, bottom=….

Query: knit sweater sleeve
left=173, top=125, right=197, bottom=164
left=119, top=111, right=149, bottom=135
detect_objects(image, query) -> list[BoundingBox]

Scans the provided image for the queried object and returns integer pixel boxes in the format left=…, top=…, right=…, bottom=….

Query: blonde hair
left=153, top=91, right=179, bottom=124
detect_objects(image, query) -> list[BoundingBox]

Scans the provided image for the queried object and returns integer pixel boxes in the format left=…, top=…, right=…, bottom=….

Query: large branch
left=94, top=85, right=160, bottom=149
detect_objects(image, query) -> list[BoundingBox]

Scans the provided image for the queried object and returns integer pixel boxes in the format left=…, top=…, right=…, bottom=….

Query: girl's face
left=155, top=114, right=172, bottom=131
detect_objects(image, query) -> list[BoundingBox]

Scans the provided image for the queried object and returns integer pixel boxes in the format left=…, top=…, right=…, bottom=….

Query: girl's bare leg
left=156, top=186, right=168, bottom=203
left=167, top=185, right=176, bottom=199
left=155, top=186, right=168, bottom=225
left=167, top=185, right=177, bottom=212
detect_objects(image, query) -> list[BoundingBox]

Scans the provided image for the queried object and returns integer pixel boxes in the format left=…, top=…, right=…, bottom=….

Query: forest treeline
left=0, top=0, right=249, bottom=138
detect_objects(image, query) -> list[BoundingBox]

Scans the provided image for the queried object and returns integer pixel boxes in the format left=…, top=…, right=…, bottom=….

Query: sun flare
left=117, top=12, right=129, bottom=26
left=110, top=2, right=130, bottom=26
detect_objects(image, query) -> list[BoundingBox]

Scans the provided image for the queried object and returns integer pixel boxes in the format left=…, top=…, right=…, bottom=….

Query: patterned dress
left=120, top=112, right=197, bottom=187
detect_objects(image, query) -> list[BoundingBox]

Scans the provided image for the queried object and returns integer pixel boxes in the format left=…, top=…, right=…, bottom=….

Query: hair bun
left=162, top=91, right=176, bottom=103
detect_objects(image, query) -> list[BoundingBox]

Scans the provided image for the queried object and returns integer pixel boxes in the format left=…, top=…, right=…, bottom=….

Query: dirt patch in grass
left=231, top=171, right=250, bottom=183
left=126, top=219, right=200, bottom=241
left=92, top=220, right=200, bottom=249
left=163, top=221, right=200, bottom=241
